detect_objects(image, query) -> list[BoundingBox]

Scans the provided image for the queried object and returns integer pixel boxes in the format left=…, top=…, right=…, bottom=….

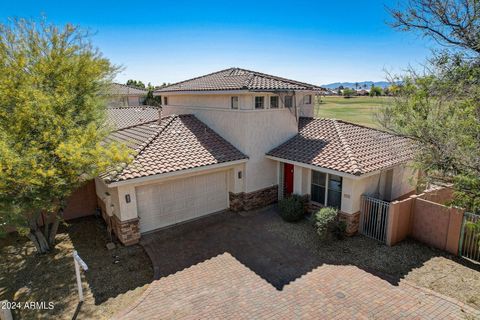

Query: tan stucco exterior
left=162, top=91, right=315, bottom=192
left=99, top=87, right=417, bottom=239
left=96, top=162, right=245, bottom=229
left=108, top=94, right=146, bottom=107
left=272, top=161, right=417, bottom=215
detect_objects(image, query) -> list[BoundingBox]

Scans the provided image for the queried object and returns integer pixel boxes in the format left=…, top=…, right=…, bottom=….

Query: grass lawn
left=0, top=217, right=153, bottom=320
left=315, top=96, right=393, bottom=128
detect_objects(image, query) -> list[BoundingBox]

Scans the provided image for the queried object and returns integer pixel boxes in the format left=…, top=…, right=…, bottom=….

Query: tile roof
left=267, top=118, right=415, bottom=176
left=105, top=114, right=248, bottom=183
left=107, top=107, right=160, bottom=130
left=155, top=68, right=325, bottom=93
left=110, top=83, right=148, bottom=96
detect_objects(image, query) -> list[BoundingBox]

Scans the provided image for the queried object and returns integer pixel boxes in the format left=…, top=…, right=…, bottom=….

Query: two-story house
left=95, top=68, right=416, bottom=245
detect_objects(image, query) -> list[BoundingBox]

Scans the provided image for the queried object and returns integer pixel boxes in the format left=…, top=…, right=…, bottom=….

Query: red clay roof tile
left=267, top=118, right=415, bottom=175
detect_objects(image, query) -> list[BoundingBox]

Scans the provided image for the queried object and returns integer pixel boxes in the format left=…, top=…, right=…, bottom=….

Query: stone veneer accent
left=112, top=215, right=141, bottom=246
left=338, top=211, right=360, bottom=236
left=303, top=194, right=360, bottom=237
left=229, top=185, right=278, bottom=212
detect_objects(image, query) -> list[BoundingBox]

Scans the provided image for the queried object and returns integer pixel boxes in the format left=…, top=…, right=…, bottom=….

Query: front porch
left=271, top=158, right=417, bottom=236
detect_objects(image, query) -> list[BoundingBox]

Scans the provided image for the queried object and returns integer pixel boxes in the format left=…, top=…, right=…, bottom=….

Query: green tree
left=342, top=88, right=356, bottom=97
left=369, top=86, right=383, bottom=97
left=126, top=79, right=145, bottom=89
left=381, top=0, right=480, bottom=213
left=0, top=18, right=130, bottom=253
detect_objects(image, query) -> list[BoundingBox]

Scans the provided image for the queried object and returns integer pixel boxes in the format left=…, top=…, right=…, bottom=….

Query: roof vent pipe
left=157, top=107, right=162, bottom=125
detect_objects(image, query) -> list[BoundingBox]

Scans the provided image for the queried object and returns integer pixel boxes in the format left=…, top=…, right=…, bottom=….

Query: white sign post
left=73, top=251, right=88, bottom=302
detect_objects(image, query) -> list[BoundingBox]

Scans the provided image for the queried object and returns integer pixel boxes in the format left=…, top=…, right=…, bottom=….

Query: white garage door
left=136, top=171, right=228, bottom=233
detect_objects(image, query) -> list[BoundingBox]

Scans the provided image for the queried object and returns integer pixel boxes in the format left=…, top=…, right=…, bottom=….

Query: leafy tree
left=369, top=86, right=383, bottom=97
left=0, top=18, right=130, bottom=253
left=144, top=90, right=162, bottom=106
left=342, top=88, right=356, bottom=97
left=126, top=79, right=145, bottom=89
left=388, top=0, right=480, bottom=54
left=380, top=0, right=480, bottom=214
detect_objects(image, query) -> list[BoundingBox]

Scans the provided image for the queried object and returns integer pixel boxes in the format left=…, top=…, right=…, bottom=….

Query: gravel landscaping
left=1, top=206, right=479, bottom=319
left=0, top=216, right=153, bottom=319
left=264, top=211, right=480, bottom=310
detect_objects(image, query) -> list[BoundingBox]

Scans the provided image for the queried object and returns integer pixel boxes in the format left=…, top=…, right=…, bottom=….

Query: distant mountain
left=322, top=81, right=391, bottom=89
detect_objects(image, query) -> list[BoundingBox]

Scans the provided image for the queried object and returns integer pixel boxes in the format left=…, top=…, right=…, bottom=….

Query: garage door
left=136, top=171, right=228, bottom=233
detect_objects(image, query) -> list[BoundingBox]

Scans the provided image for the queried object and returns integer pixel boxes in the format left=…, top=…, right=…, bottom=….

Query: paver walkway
left=114, top=209, right=480, bottom=319
left=116, top=253, right=478, bottom=319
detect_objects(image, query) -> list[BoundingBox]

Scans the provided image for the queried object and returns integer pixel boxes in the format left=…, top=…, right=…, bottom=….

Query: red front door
left=284, top=163, right=294, bottom=196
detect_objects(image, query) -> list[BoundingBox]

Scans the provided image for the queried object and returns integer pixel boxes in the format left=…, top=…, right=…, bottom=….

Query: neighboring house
left=94, top=68, right=417, bottom=245
left=108, top=83, right=148, bottom=107
left=356, top=89, right=370, bottom=96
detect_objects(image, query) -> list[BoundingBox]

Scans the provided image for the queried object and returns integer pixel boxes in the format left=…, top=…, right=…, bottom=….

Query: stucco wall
left=63, top=180, right=97, bottom=220
left=103, top=164, right=244, bottom=223
left=163, top=104, right=298, bottom=192
left=391, top=165, right=417, bottom=200
left=291, top=163, right=417, bottom=215
left=165, top=91, right=315, bottom=113
left=386, top=190, right=463, bottom=255
left=127, top=96, right=141, bottom=106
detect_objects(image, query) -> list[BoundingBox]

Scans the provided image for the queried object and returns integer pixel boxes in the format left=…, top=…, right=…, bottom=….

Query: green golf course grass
left=315, top=96, right=392, bottom=128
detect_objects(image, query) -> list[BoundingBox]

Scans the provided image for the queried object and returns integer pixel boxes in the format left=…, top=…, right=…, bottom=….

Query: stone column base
left=338, top=211, right=360, bottom=236
left=229, top=185, right=278, bottom=212
left=112, top=215, right=141, bottom=246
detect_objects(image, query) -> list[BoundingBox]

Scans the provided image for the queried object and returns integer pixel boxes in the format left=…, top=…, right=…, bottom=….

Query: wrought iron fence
left=359, top=195, right=390, bottom=243
left=459, top=212, right=480, bottom=263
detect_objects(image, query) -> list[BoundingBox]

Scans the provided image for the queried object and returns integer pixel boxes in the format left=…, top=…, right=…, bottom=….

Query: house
left=94, top=68, right=417, bottom=245
left=108, top=83, right=148, bottom=107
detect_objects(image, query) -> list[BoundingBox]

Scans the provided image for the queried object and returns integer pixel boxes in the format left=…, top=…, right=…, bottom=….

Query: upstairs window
left=285, top=95, right=293, bottom=108
left=255, top=96, right=264, bottom=109
left=231, top=96, right=239, bottom=109
left=304, top=95, right=312, bottom=104
left=270, top=96, right=279, bottom=109
left=163, top=96, right=168, bottom=105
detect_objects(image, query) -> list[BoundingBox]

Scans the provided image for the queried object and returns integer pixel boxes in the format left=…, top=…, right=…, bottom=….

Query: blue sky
left=1, top=0, right=433, bottom=86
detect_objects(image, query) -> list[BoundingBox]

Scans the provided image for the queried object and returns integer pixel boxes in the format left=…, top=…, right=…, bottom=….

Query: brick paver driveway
left=115, top=207, right=479, bottom=319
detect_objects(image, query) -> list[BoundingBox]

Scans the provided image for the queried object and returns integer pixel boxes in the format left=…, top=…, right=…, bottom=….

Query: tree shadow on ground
left=141, top=206, right=480, bottom=292
left=67, top=217, right=153, bottom=305
left=0, top=216, right=153, bottom=320
left=0, top=229, right=87, bottom=319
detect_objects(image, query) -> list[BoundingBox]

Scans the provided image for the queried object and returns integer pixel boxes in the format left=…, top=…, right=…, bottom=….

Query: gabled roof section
left=105, top=114, right=248, bottom=183
left=107, top=107, right=160, bottom=130
left=110, top=83, right=148, bottom=96
left=267, top=118, right=415, bottom=176
left=155, top=68, right=325, bottom=93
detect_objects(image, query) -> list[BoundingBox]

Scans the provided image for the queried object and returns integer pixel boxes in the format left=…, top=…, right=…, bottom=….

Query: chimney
left=157, top=107, right=162, bottom=125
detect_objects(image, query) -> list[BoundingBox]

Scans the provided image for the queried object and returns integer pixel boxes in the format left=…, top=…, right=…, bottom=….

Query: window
left=311, top=171, right=343, bottom=209
left=285, top=95, right=293, bottom=108
left=270, top=96, right=279, bottom=108
left=255, top=96, right=264, bottom=109
left=163, top=96, right=168, bottom=105
left=311, top=171, right=326, bottom=205
left=304, top=95, right=312, bottom=104
left=327, top=174, right=342, bottom=209
left=231, top=96, right=239, bottom=109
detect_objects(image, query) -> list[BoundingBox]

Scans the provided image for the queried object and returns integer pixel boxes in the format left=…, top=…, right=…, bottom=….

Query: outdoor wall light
left=125, top=194, right=131, bottom=203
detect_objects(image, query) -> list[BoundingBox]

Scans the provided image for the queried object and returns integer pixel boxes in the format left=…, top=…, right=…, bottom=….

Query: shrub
left=278, top=194, right=305, bottom=222
left=314, top=207, right=346, bottom=240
